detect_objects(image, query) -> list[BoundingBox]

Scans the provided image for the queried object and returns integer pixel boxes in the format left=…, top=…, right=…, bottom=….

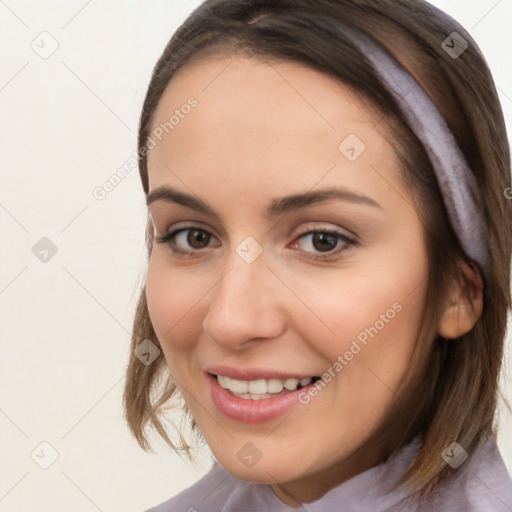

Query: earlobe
left=437, top=260, right=484, bottom=339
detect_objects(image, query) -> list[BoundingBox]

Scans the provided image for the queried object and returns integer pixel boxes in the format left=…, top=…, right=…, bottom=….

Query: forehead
left=146, top=55, right=403, bottom=200
left=150, top=54, right=384, bottom=135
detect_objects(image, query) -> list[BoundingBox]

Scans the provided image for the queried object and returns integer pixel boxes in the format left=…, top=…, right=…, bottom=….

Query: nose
left=202, top=249, right=287, bottom=350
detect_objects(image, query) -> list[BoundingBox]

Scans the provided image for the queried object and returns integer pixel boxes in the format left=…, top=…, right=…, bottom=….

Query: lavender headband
left=338, top=22, right=490, bottom=279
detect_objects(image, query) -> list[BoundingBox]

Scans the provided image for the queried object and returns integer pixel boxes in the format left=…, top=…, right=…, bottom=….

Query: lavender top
left=145, top=435, right=512, bottom=511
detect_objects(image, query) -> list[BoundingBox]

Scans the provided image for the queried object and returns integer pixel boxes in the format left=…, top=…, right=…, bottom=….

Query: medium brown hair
left=123, top=0, right=511, bottom=496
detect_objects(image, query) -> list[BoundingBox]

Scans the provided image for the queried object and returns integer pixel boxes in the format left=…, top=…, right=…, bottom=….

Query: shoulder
left=414, top=434, right=512, bottom=512
left=462, top=435, right=512, bottom=511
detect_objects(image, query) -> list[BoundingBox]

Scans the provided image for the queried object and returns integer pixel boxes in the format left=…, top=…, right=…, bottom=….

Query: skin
left=144, top=55, right=482, bottom=505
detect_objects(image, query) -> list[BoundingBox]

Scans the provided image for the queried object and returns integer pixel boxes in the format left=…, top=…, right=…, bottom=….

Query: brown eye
left=293, top=228, right=356, bottom=260
left=155, top=226, right=218, bottom=256
left=311, top=232, right=339, bottom=252
left=186, top=229, right=211, bottom=249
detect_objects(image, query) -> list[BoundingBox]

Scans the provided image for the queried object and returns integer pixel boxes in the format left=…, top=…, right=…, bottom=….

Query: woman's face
left=145, top=55, right=431, bottom=494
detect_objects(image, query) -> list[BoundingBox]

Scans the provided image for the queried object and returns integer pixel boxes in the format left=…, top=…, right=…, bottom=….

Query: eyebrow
left=146, top=185, right=382, bottom=219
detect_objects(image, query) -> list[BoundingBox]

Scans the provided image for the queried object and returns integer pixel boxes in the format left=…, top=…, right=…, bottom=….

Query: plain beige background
left=0, top=1, right=511, bottom=510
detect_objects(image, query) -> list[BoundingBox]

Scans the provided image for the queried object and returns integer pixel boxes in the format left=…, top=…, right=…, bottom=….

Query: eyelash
left=155, top=225, right=357, bottom=261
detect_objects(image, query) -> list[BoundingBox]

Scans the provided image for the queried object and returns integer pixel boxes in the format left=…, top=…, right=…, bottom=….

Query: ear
left=437, top=259, right=484, bottom=339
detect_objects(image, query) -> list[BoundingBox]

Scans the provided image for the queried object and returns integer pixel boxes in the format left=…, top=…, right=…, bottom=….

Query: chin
left=212, top=448, right=312, bottom=485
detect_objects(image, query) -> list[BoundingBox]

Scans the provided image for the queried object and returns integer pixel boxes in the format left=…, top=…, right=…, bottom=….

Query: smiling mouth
left=212, top=374, right=321, bottom=400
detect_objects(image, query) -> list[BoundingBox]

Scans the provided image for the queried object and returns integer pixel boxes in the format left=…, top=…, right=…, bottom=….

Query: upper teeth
left=217, top=375, right=313, bottom=398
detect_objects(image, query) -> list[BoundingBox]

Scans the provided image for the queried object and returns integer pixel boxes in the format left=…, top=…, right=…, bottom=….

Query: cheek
left=145, top=251, right=208, bottom=356
left=283, top=277, right=427, bottom=448
left=288, top=268, right=424, bottom=355
left=286, top=249, right=428, bottom=401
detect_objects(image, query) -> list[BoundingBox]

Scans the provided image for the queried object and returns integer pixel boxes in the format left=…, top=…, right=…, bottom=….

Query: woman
left=123, top=0, right=512, bottom=510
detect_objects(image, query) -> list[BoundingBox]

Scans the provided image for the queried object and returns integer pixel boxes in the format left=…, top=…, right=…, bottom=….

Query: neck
left=271, top=407, right=423, bottom=505
left=271, top=433, right=390, bottom=505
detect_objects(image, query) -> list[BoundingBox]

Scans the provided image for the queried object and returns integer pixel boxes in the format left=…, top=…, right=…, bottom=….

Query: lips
left=205, top=367, right=321, bottom=423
